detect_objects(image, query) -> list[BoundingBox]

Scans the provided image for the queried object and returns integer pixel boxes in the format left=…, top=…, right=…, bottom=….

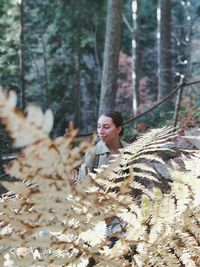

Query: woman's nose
left=98, top=127, right=104, bottom=133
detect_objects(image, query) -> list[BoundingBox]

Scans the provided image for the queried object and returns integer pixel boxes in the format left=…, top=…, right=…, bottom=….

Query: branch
left=76, top=79, right=200, bottom=137
left=123, top=15, right=133, bottom=33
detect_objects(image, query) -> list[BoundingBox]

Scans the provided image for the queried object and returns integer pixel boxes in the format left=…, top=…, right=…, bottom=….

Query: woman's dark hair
left=102, top=110, right=124, bottom=136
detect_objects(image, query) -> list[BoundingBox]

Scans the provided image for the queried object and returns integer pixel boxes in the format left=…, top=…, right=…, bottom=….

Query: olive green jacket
left=79, top=140, right=129, bottom=181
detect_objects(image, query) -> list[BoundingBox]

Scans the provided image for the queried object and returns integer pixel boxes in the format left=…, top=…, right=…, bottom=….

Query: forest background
left=0, top=0, right=200, bottom=144
left=0, top=1, right=200, bottom=265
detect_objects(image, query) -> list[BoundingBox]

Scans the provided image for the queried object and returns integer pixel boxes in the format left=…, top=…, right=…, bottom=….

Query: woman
left=78, top=111, right=129, bottom=241
left=79, top=110, right=129, bottom=181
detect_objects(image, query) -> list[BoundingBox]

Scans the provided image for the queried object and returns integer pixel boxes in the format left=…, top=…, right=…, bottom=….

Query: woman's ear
left=117, top=126, right=122, bottom=135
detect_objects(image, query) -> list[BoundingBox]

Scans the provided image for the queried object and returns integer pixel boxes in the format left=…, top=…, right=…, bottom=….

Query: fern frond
left=0, top=89, right=53, bottom=147
left=1, top=89, right=200, bottom=266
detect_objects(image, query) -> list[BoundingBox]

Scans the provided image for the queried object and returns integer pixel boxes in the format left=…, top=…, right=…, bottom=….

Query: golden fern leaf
left=2, top=89, right=200, bottom=266
left=0, top=90, right=53, bottom=147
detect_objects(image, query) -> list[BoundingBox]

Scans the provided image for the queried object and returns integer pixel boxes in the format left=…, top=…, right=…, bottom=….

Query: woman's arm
left=78, top=147, right=96, bottom=182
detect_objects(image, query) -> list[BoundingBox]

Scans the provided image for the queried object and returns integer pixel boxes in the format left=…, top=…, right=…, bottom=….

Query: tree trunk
left=99, top=0, right=123, bottom=116
left=132, top=0, right=141, bottom=114
left=42, top=37, right=49, bottom=110
left=157, top=0, right=172, bottom=106
left=19, top=0, right=26, bottom=110
left=181, top=0, right=192, bottom=79
left=74, top=24, right=81, bottom=128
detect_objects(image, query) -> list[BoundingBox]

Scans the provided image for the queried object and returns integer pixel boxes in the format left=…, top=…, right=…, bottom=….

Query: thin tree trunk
left=74, top=25, right=81, bottom=128
left=132, top=0, right=141, bottom=114
left=173, top=0, right=192, bottom=82
left=157, top=0, right=172, bottom=106
left=184, top=0, right=192, bottom=78
left=42, top=37, right=49, bottom=110
left=99, top=0, right=123, bottom=116
left=93, top=23, right=101, bottom=118
left=19, top=0, right=26, bottom=110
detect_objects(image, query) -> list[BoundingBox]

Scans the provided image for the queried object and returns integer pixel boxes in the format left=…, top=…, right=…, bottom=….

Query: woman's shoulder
left=85, top=146, right=97, bottom=165
left=121, top=140, right=129, bottom=148
left=96, top=140, right=110, bottom=155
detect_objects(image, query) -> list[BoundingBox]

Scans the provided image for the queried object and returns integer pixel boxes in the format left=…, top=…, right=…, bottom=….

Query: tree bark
left=19, top=0, right=26, bottom=110
left=157, top=0, right=172, bottom=106
left=132, top=0, right=141, bottom=114
left=99, top=0, right=123, bottom=116
left=42, top=37, right=49, bottom=110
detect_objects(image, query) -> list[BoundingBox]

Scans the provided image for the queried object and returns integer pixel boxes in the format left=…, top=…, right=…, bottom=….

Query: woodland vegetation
left=0, top=0, right=200, bottom=266
left=0, top=0, right=200, bottom=137
left=0, top=89, right=199, bottom=266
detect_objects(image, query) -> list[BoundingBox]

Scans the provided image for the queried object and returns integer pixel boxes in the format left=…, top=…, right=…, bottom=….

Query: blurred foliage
left=1, top=89, right=200, bottom=266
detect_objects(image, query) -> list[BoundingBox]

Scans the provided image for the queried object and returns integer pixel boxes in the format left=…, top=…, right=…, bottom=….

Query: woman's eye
left=97, top=125, right=110, bottom=129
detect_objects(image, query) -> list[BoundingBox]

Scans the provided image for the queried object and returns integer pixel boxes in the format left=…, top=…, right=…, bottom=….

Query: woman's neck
left=106, top=139, right=121, bottom=154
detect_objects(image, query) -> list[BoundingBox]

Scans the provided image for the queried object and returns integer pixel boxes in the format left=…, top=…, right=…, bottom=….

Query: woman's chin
left=100, top=137, right=106, bottom=142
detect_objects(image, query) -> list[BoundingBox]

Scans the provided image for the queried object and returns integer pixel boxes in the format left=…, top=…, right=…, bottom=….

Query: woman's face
left=97, top=115, right=122, bottom=144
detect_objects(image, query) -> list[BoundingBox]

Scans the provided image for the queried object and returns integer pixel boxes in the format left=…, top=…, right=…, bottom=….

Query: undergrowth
left=0, top=89, right=199, bottom=266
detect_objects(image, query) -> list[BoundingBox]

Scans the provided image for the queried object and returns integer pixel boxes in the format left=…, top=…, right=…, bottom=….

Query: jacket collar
left=96, top=140, right=128, bottom=155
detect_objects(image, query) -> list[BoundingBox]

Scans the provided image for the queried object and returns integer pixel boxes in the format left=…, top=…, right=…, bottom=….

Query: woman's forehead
left=98, top=115, right=113, bottom=124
